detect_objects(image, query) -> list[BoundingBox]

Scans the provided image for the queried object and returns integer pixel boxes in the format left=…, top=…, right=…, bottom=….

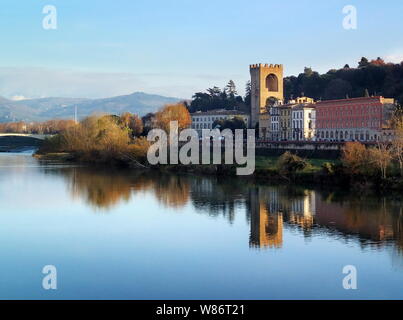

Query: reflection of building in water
left=288, top=190, right=316, bottom=230
left=261, top=187, right=316, bottom=232
left=249, top=188, right=283, bottom=249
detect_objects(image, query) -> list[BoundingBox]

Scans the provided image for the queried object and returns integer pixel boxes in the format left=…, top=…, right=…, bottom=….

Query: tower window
left=266, top=74, right=279, bottom=92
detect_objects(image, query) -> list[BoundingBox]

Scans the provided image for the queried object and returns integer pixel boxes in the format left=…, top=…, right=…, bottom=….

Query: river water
left=0, top=151, right=402, bottom=299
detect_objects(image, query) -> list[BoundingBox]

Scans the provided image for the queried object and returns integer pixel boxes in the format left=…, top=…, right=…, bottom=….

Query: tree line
left=0, top=119, right=77, bottom=134
left=186, top=80, right=251, bottom=113
left=37, top=103, right=192, bottom=165
left=284, top=57, right=403, bottom=105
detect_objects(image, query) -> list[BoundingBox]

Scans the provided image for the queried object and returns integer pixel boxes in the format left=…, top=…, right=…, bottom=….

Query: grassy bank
left=34, top=149, right=403, bottom=192
left=33, top=113, right=403, bottom=192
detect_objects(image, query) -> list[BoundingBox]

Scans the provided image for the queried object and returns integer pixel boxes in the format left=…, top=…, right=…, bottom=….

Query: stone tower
left=250, top=63, right=284, bottom=128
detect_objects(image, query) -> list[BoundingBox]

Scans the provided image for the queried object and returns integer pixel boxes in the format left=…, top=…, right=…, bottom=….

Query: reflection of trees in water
left=151, top=175, right=190, bottom=208
left=47, top=165, right=403, bottom=257
left=63, top=168, right=135, bottom=210
left=53, top=168, right=191, bottom=210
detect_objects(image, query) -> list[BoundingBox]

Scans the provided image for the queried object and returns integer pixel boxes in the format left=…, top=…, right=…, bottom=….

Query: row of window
left=317, top=130, right=378, bottom=141
left=192, top=123, right=213, bottom=129
left=318, top=120, right=381, bottom=128
left=271, top=120, right=314, bottom=130
left=316, top=106, right=381, bottom=117
left=192, top=116, right=226, bottom=122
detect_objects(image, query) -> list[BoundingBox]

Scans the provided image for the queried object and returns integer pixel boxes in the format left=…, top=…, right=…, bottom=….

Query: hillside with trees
left=284, top=57, right=403, bottom=105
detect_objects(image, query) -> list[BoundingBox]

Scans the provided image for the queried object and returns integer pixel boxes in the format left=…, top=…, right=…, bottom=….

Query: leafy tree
left=154, top=103, right=191, bottom=133
left=244, top=81, right=251, bottom=107
left=358, top=57, right=370, bottom=68
left=212, top=116, right=247, bottom=132
left=226, top=80, right=237, bottom=97
left=189, top=81, right=247, bottom=113
left=266, top=96, right=279, bottom=107
left=120, top=112, right=144, bottom=137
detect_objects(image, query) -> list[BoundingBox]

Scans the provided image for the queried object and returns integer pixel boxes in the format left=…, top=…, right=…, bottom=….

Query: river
left=0, top=151, right=402, bottom=299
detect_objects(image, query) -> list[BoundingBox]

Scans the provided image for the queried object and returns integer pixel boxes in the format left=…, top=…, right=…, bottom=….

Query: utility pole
left=74, top=105, right=78, bottom=124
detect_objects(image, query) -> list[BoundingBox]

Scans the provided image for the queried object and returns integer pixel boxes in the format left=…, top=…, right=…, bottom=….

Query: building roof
left=316, top=96, right=394, bottom=106
left=191, top=109, right=249, bottom=116
left=275, top=103, right=315, bottom=109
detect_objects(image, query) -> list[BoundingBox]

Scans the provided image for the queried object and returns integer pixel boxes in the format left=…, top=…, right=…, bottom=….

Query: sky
left=0, top=0, right=403, bottom=100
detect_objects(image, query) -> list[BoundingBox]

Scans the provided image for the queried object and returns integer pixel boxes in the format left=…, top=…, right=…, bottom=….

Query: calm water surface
left=0, top=152, right=402, bottom=299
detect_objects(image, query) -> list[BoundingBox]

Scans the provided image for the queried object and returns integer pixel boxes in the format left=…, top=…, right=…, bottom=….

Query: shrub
left=321, top=162, right=335, bottom=175
left=277, top=152, right=308, bottom=177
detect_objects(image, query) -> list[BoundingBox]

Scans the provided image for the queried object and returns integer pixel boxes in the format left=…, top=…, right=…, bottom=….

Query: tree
left=342, top=142, right=369, bottom=175
left=282, top=58, right=403, bottom=104
left=154, top=103, right=191, bottom=133
left=358, top=57, right=370, bottom=68
left=304, top=67, right=313, bottom=77
left=369, top=143, right=392, bottom=179
left=120, top=112, right=144, bottom=137
left=266, top=96, right=279, bottom=107
left=212, top=116, right=246, bottom=132
left=277, top=152, right=308, bottom=178
left=226, top=80, right=237, bottom=97
left=370, top=57, right=385, bottom=66
left=391, top=113, right=403, bottom=176
left=324, top=79, right=352, bottom=100
left=244, top=81, right=251, bottom=107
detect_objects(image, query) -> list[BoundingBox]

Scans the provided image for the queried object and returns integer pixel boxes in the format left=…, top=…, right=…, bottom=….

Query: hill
left=284, top=57, right=403, bottom=105
left=0, top=92, right=181, bottom=122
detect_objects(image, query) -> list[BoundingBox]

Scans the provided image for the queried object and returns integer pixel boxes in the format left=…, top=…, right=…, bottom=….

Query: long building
left=315, top=96, right=395, bottom=142
left=190, top=109, right=249, bottom=135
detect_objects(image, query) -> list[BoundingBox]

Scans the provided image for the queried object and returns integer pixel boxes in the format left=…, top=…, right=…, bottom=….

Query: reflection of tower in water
left=249, top=188, right=283, bottom=249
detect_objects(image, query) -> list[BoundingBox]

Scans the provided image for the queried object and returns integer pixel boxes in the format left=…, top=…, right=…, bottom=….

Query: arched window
left=266, top=74, right=279, bottom=92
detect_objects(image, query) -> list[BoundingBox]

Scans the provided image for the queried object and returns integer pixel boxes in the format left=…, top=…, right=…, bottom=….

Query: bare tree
left=391, top=114, right=403, bottom=176
left=369, top=142, right=392, bottom=179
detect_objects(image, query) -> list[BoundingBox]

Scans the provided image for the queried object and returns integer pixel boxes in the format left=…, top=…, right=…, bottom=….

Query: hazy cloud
left=0, top=67, right=236, bottom=100
left=385, top=52, right=403, bottom=64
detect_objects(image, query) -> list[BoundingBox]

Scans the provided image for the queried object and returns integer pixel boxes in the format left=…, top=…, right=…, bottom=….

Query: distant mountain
left=0, top=92, right=182, bottom=122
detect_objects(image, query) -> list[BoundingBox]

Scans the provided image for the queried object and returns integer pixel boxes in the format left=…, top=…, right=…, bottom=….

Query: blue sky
left=0, top=0, right=402, bottom=99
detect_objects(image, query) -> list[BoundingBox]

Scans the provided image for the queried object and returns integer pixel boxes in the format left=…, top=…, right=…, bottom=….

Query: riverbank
left=34, top=151, right=403, bottom=192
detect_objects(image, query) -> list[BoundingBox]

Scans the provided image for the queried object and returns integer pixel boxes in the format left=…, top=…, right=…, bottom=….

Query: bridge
left=0, top=133, right=53, bottom=140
